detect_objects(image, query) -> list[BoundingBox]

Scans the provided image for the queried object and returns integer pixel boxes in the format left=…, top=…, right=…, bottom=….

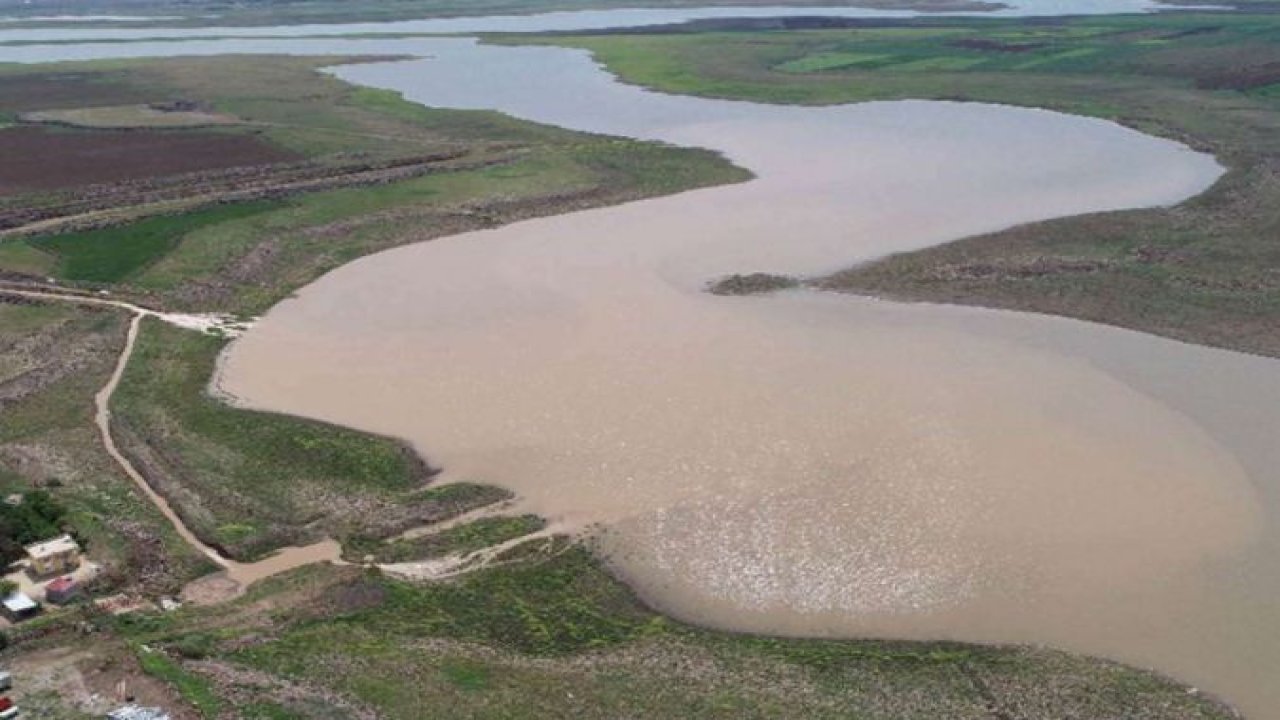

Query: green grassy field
left=105, top=547, right=1236, bottom=719
left=514, top=12, right=1280, bottom=357
left=28, top=201, right=283, bottom=284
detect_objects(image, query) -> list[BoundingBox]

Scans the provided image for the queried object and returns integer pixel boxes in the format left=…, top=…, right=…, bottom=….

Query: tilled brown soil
left=0, top=72, right=151, bottom=114
left=0, top=125, right=301, bottom=194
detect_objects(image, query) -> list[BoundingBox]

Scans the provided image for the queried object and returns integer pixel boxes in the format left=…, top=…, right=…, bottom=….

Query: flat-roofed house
left=25, top=534, right=80, bottom=577
left=1, top=591, right=39, bottom=622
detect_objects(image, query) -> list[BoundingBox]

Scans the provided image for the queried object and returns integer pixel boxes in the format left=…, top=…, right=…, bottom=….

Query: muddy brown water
left=221, top=45, right=1274, bottom=718
left=5, top=12, right=1277, bottom=718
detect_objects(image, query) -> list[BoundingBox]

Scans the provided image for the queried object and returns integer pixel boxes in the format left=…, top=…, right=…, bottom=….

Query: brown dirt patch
left=0, top=126, right=301, bottom=195
left=0, top=72, right=151, bottom=114
left=181, top=572, right=243, bottom=606
left=6, top=643, right=198, bottom=718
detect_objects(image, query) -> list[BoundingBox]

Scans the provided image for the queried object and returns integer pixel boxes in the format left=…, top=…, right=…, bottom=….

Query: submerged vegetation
left=517, top=10, right=1280, bottom=357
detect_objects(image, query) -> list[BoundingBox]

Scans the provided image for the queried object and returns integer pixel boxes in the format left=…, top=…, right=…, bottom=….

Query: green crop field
left=28, top=201, right=283, bottom=284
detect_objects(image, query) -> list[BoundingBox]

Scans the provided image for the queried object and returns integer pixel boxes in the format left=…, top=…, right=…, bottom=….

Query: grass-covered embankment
left=513, top=12, right=1280, bottom=357
left=110, top=318, right=440, bottom=560
left=0, top=301, right=214, bottom=591
left=110, top=545, right=1238, bottom=719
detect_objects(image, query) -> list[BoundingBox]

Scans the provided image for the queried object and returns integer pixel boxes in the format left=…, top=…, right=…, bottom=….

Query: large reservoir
left=7, top=5, right=1278, bottom=716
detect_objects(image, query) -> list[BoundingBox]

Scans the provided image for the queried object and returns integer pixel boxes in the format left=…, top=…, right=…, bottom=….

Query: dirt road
left=1, top=286, right=343, bottom=600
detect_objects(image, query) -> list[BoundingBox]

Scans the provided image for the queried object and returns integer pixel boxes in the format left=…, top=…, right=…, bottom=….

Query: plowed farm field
left=0, top=126, right=301, bottom=194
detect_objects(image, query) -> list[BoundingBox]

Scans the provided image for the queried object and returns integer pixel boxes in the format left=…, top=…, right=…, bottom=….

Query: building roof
left=2, top=592, right=37, bottom=613
left=25, top=534, right=78, bottom=559
left=46, top=576, right=77, bottom=593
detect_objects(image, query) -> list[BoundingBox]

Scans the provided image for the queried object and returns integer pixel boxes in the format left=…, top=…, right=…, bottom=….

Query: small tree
left=0, top=580, right=18, bottom=598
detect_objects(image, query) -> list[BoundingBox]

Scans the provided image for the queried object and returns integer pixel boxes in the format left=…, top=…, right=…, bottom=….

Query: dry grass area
left=19, top=103, right=241, bottom=129
left=3, top=643, right=197, bottom=719
left=111, top=321, right=517, bottom=560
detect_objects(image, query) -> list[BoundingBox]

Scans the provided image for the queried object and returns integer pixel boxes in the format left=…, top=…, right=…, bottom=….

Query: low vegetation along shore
left=0, top=0, right=998, bottom=27
left=520, top=9, right=1280, bottom=358
left=0, top=31, right=1245, bottom=720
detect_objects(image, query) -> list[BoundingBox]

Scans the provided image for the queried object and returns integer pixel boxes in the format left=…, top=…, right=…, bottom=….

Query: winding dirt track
left=2, top=287, right=342, bottom=596
left=96, top=310, right=227, bottom=569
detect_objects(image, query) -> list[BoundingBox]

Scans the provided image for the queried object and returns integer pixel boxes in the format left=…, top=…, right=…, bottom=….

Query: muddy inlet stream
left=6, top=4, right=1279, bottom=717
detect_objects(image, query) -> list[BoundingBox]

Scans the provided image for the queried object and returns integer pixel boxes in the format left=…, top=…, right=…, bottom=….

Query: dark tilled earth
left=0, top=125, right=301, bottom=193
left=0, top=72, right=151, bottom=113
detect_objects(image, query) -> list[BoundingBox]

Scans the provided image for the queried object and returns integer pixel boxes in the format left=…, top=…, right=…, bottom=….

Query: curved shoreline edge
left=499, top=24, right=1278, bottom=359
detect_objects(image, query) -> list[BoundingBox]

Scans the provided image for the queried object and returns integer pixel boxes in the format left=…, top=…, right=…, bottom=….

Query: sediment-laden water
left=6, top=5, right=1280, bottom=717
